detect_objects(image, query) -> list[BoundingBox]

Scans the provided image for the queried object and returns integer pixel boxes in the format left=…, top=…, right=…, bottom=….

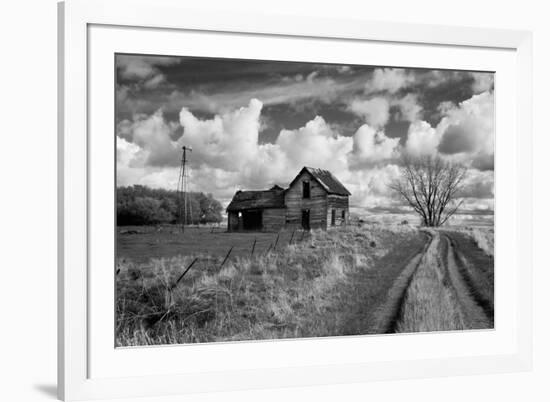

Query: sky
left=115, top=54, right=495, bottom=219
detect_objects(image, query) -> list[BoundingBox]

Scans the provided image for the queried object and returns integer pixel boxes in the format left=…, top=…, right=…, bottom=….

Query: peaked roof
left=226, top=168, right=350, bottom=212
left=292, top=167, right=351, bottom=196
left=226, top=187, right=286, bottom=212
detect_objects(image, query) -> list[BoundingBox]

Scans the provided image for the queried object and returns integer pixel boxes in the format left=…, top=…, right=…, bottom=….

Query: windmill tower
left=176, top=145, right=192, bottom=232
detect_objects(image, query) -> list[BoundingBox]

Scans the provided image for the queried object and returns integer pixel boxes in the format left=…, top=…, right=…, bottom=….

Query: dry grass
left=456, top=227, right=494, bottom=257
left=116, top=223, right=494, bottom=345
left=116, top=225, right=408, bottom=346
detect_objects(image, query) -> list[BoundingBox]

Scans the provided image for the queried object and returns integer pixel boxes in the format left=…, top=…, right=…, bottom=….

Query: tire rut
left=381, top=231, right=493, bottom=333
left=373, top=232, right=432, bottom=333
left=443, top=234, right=494, bottom=327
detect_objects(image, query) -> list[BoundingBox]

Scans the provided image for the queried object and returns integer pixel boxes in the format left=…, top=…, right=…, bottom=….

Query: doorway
left=242, top=210, right=263, bottom=230
left=301, top=209, right=310, bottom=230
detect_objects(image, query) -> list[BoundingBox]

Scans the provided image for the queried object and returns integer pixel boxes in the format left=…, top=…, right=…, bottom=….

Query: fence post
left=219, top=246, right=234, bottom=269
left=174, top=257, right=198, bottom=287
left=289, top=229, right=296, bottom=245
left=251, top=238, right=257, bottom=257
left=274, top=233, right=280, bottom=249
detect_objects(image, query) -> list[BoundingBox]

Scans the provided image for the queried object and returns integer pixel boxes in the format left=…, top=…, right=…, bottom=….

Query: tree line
left=117, top=185, right=223, bottom=226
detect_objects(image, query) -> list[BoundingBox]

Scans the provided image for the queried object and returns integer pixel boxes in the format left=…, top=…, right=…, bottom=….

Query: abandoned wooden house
left=226, top=167, right=351, bottom=232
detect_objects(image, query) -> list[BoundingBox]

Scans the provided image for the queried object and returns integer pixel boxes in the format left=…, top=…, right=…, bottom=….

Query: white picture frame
left=58, top=0, right=533, bottom=400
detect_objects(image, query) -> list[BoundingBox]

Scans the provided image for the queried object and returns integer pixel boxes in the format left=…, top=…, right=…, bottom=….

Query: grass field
left=115, top=224, right=494, bottom=346
left=116, top=224, right=423, bottom=345
left=117, top=225, right=300, bottom=262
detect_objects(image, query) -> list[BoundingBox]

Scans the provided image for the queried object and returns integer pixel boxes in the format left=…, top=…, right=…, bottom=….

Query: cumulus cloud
left=117, top=89, right=494, bottom=212
left=392, top=93, right=423, bottom=122
left=276, top=116, right=352, bottom=174
left=117, top=99, right=402, bottom=208
left=405, top=120, right=441, bottom=156
left=438, top=92, right=494, bottom=168
left=471, top=72, right=494, bottom=93
left=350, top=124, right=400, bottom=165
left=349, top=97, right=390, bottom=127
left=346, top=70, right=420, bottom=127
left=421, top=70, right=465, bottom=89
left=116, top=118, right=135, bottom=142
left=143, top=74, right=166, bottom=89
left=401, top=91, right=494, bottom=170
left=116, top=110, right=180, bottom=167
left=117, top=137, right=141, bottom=168
left=116, top=55, right=180, bottom=93
left=117, top=55, right=180, bottom=80
left=116, top=137, right=173, bottom=188
left=118, top=100, right=355, bottom=200
left=342, top=164, right=401, bottom=209
left=179, top=99, right=264, bottom=171
left=367, top=68, right=414, bottom=94
left=337, top=66, right=352, bottom=74
left=117, top=101, right=266, bottom=199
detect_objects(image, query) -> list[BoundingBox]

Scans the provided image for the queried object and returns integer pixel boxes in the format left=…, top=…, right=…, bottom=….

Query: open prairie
left=116, top=224, right=494, bottom=346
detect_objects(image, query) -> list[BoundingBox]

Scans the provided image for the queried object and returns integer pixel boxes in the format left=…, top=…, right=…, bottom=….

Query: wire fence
left=117, top=227, right=313, bottom=286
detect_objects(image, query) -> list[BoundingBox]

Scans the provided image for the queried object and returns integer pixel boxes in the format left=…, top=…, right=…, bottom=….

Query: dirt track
left=375, top=231, right=494, bottom=333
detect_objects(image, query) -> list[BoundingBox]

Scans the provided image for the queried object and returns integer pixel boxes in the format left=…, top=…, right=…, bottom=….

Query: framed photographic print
left=58, top=0, right=533, bottom=400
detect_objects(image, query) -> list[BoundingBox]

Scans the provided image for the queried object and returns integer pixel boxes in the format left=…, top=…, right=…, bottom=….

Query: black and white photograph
left=115, top=54, right=495, bottom=346
left=4, top=0, right=549, bottom=399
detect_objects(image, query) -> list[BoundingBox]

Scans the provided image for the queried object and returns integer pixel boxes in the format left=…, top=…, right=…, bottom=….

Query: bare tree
left=389, top=154, right=467, bottom=227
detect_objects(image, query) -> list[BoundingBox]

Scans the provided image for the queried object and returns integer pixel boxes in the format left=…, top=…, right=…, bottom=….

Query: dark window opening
left=302, top=181, right=310, bottom=199
left=331, top=209, right=336, bottom=226
left=341, top=210, right=346, bottom=221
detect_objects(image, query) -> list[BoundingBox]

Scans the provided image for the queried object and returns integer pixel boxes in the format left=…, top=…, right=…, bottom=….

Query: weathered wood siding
left=262, top=208, right=286, bottom=232
left=227, top=211, right=240, bottom=232
left=327, top=195, right=349, bottom=227
left=284, top=171, right=327, bottom=229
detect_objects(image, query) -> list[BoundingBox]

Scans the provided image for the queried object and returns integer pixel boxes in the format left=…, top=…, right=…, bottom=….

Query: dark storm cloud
left=116, top=65, right=368, bottom=123
left=159, top=58, right=330, bottom=86
left=410, top=71, right=479, bottom=127
left=115, top=55, right=491, bottom=148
